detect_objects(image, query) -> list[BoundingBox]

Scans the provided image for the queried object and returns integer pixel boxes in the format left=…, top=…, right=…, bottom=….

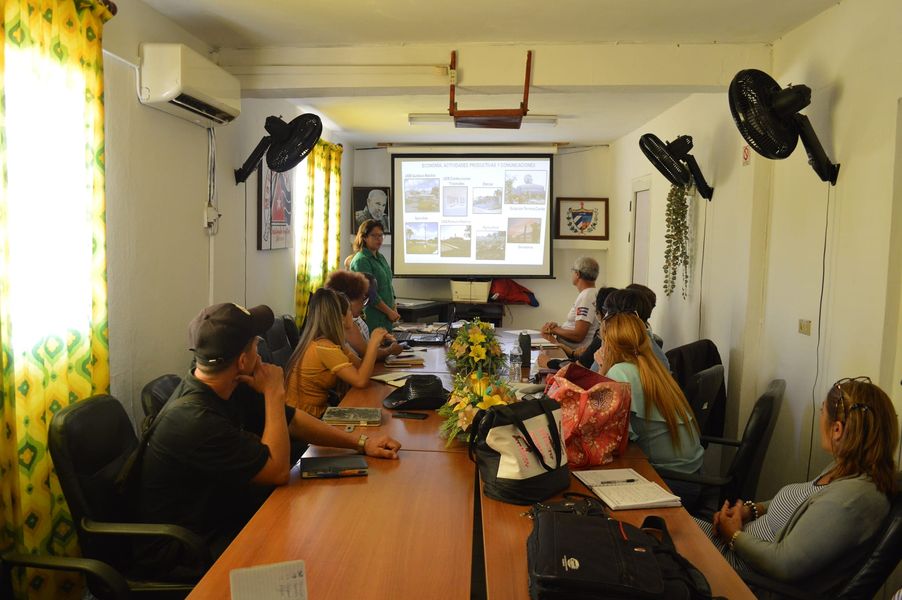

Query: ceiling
left=143, top=0, right=839, bottom=145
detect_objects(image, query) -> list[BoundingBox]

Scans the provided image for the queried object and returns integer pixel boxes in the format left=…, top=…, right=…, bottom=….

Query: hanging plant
left=663, top=183, right=691, bottom=298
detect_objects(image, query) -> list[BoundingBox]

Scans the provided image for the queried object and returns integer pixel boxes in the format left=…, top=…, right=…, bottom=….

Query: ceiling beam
left=218, top=42, right=771, bottom=99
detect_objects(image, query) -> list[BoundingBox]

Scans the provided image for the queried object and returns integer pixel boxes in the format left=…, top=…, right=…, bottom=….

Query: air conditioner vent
left=170, top=94, right=233, bottom=125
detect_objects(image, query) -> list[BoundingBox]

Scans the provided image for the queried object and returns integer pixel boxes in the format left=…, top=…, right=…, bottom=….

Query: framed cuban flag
left=555, top=197, right=609, bottom=241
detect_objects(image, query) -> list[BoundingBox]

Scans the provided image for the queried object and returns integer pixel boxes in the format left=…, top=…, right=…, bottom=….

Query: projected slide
left=392, top=155, right=553, bottom=278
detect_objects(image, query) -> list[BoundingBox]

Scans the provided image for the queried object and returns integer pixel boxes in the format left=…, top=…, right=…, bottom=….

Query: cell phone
left=391, top=411, right=428, bottom=420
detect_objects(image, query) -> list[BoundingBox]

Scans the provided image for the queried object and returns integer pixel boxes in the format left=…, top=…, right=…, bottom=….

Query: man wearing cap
left=135, top=302, right=401, bottom=575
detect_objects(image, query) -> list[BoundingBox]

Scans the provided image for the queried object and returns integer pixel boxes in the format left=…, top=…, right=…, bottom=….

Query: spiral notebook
left=573, top=468, right=681, bottom=510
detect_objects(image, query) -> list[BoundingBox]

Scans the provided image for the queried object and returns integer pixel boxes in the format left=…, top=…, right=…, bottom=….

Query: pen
left=594, top=478, right=637, bottom=486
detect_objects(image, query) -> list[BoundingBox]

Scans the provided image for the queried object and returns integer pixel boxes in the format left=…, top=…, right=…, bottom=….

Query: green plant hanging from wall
left=663, top=183, right=691, bottom=298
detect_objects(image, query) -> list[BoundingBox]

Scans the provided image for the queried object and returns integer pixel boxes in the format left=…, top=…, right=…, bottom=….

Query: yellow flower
left=476, top=394, right=507, bottom=410
left=450, top=340, right=467, bottom=357
left=478, top=321, right=492, bottom=331
left=488, top=341, right=502, bottom=356
left=467, top=327, right=486, bottom=344
left=469, top=345, right=487, bottom=362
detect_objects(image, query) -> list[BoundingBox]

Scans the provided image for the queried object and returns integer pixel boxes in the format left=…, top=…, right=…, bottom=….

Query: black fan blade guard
left=728, top=69, right=799, bottom=160
left=639, top=133, right=691, bottom=187
left=266, top=114, right=323, bottom=173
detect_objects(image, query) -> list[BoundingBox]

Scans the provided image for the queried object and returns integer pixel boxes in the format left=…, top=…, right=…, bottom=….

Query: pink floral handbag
left=544, top=363, right=632, bottom=467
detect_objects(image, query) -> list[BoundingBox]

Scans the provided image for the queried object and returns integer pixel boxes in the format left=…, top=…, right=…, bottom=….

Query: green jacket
left=349, top=248, right=395, bottom=332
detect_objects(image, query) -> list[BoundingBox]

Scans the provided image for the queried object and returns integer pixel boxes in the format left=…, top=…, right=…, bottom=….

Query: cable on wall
left=697, top=192, right=709, bottom=339
left=805, top=183, right=833, bottom=480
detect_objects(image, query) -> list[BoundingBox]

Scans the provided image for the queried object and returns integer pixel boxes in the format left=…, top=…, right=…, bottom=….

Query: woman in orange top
left=285, top=288, right=387, bottom=417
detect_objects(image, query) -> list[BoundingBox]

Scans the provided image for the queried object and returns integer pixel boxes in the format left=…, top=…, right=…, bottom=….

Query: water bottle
left=518, top=331, right=532, bottom=368
left=509, top=344, right=522, bottom=383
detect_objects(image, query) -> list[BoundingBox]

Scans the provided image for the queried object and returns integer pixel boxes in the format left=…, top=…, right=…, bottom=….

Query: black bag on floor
left=526, top=495, right=721, bottom=600
left=469, top=396, right=569, bottom=505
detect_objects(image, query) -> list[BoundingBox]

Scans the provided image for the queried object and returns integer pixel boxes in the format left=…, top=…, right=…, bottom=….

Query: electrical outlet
left=798, top=319, right=812, bottom=336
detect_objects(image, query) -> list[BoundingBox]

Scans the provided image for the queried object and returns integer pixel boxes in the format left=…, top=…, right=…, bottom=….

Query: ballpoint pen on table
left=594, top=478, right=637, bottom=486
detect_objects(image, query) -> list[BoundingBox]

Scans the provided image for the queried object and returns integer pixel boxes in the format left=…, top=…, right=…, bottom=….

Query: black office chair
left=741, top=487, right=902, bottom=600
left=141, top=374, right=181, bottom=421
left=283, top=314, right=300, bottom=349
left=256, top=336, right=275, bottom=365
left=659, top=379, right=784, bottom=519
left=263, top=317, right=293, bottom=368
left=666, top=339, right=726, bottom=437
left=683, top=364, right=725, bottom=440
left=1, top=395, right=208, bottom=599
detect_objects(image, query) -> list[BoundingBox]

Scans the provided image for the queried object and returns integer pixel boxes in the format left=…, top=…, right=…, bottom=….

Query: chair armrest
left=82, top=518, right=209, bottom=565
left=740, top=570, right=814, bottom=600
left=699, top=435, right=740, bottom=447
left=656, top=468, right=730, bottom=487
left=2, top=552, right=130, bottom=600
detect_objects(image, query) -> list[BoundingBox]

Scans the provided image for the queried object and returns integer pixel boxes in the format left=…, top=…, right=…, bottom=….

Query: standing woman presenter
left=349, top=219, right=399, bottom=332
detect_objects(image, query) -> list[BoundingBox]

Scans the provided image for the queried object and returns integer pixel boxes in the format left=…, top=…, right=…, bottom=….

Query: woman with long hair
left=701, top=378, right=898, bottom=595
left=349, top=220, right=399, bottom=331
left=284, top=288, right=387, bottom=417
left=595, top=312, right=703, bottom=475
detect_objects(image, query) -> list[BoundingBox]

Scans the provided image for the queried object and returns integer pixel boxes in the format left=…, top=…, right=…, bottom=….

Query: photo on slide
left=404, top=222, right=439, bottom=254
left=507, top=218, right=542, bottom=244
left=440, top=224, right=472, bottom=257
left=442, top=186, right=469, bottom=217
left=403, top=178, right=440, bottom=213
left=472, top=187, right=502, bottom=214
left=504, top=171, right=547, bottom=205
left=475, top=230, right=506, bottom=260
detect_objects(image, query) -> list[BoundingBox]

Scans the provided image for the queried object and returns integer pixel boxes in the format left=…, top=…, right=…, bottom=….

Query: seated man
left=135, top=303, right=401, bottom=576
left=541, top=256, right=600, bottom=353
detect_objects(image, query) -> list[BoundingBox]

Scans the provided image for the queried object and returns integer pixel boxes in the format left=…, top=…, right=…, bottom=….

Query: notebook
left=230, top=559, right=308, bottom=599
left=321, top=406, right=382, bottom=426
left=573, top=468, right=682, bottom=510
left=300, top=455, right=368, bottom=479
left=383, top=354, right=426, bottom=367
left=370, top=372, right=411, bottom=387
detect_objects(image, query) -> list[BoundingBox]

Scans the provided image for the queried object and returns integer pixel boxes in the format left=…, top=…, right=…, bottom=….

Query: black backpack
left=526, top=494, right=723, bottom=600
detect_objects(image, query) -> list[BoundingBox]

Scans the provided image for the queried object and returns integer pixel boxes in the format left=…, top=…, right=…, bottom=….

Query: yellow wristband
left=357, top=434, right=369, bottom=454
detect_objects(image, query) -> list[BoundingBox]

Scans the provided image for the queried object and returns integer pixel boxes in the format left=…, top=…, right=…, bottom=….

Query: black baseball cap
left=188, top=303, right=274, bottom=366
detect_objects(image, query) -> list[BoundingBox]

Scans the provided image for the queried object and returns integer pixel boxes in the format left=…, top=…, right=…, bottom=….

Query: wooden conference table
left=188, top=345, right=754, bottom=599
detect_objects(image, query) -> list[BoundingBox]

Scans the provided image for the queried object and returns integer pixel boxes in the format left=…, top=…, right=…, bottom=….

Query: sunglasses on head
left=830, top=376, right=872, bottom=422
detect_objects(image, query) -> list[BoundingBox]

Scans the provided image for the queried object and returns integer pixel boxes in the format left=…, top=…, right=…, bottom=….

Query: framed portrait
left=351, top=186, right=391, bottom=237
left=555, top=197, right=609, bottom=241
left=258, top=162, right=293, bottom=250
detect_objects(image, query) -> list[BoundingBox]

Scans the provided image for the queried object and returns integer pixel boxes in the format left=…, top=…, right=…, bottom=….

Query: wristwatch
left=357, top=434, right=369, bottom=454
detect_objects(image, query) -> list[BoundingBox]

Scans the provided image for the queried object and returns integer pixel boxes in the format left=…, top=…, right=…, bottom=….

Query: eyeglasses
left=362, top=296, right=370, bottom=307
left=830, top=376, right=872, bottom=422
left=601, top=310, right=639, bottom=321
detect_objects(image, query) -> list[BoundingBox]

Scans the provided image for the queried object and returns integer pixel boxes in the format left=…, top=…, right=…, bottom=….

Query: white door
left=632, top=189, right=651, bottom=284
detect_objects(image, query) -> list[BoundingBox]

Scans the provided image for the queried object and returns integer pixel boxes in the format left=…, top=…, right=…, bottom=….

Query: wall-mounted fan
left=234, top=114, right=323, bottom=184
left=729, top=69, right=839, bottom=185
left=639, top=133, right=714, bottom=200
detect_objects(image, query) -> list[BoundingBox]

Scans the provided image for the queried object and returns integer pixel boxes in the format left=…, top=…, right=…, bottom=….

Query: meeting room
left=1, top=0, right=901, bottom=599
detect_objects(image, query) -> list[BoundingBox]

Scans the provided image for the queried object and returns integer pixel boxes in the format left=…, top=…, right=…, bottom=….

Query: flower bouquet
left=438, top=371, right=518, bottom=446
left=446, top=319, right=505, bottom=376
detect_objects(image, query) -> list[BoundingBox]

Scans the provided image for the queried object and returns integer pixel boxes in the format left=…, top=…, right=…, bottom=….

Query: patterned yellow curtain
left=0, top=1, right=112, bottom=597
left=293, top=139, right=343, bottom=322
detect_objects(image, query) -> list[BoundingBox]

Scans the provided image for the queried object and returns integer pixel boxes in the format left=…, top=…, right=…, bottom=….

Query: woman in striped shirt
left=698, top=378, right=898, bottom=595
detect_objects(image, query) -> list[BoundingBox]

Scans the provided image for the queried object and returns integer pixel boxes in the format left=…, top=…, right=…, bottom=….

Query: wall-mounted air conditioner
left=138, top=43, right=241, bottom=127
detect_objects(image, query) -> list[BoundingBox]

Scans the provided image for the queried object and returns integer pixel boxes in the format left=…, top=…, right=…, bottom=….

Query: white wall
left=103, top=0, right=349, bottom=423
left=759, top=0, right=902, bottom=494
left=608, top=93, right=772, bottom=450
left=348, top=146, right=612, bottom=329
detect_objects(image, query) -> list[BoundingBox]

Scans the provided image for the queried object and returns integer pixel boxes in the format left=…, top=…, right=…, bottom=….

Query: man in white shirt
left=542, top=256, right=599, bottom=352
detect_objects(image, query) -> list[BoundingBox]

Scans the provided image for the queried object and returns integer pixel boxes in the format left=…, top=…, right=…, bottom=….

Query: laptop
left=392, top=306, right=456, bottom=346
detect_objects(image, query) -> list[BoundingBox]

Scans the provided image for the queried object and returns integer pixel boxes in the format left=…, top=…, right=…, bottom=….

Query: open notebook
left=573, top=468, right=681, bottom=510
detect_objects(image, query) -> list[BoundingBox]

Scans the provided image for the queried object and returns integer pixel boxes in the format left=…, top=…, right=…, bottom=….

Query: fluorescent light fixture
left=408, top=113, right=557, bottom=126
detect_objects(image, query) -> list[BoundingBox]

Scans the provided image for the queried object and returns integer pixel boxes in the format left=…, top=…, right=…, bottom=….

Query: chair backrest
left=256, top=336, right=275, bottom=365
left=684, top=364, right=724, bottom=437
left=283, top=314, right=299, bottom=349
left=49, top=395, right=138, bottom=564
left=837, top=487, right=902, bottom=599
left=665, top=339, right=726, bottom=436
left=140, top=374, right=181, bottom=420
left=724, top=379, right=785, bottom=501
